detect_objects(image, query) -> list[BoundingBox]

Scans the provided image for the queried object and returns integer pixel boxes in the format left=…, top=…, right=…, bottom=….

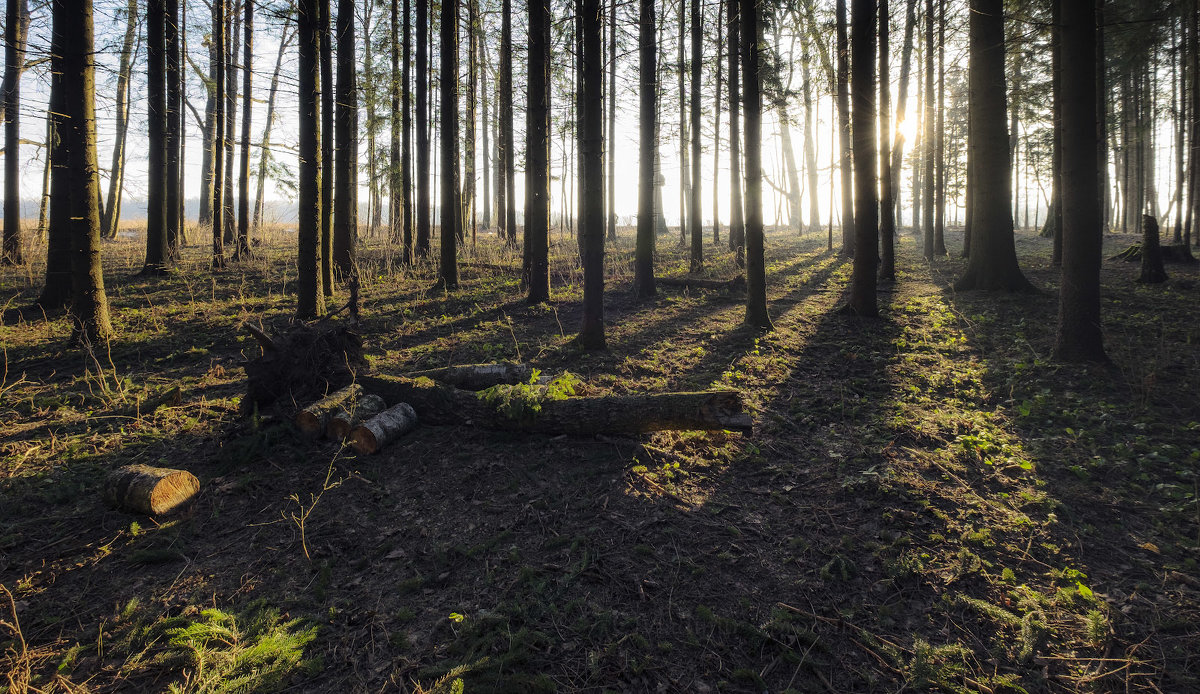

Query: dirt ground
left=1, top=223, right=1198, bottom=693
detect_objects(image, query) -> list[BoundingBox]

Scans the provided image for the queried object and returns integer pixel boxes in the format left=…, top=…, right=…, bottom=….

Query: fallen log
left=349, top=403, right=419, bottom=454
left=657, top=275, right=746, bottom=292
left=327, top=394, right=387, bottom=440
left=103, top=464, right=200, bottom=516
left=403, top=362, right=537, bottom=390
left=357, top=374, right=753, bottom=434
left=1110, top=242, right=1197, bottom=264
left=295, top=385, right=363, bottom=438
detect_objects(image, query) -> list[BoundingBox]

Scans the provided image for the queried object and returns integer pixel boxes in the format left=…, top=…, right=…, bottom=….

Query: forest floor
left=1, top=223, right=1198, bottom=694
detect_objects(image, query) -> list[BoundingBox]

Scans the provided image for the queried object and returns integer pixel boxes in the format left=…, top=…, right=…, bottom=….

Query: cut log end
left=327, top=394, right=387, bottom=440
left=295, top=384, right=364, bottom=438
left=349, top=403, right=418, bottom=454
left=103, top=464, right=200, bottom=516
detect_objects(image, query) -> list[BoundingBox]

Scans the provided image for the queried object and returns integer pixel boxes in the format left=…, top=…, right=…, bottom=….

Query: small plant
left=477, top=370, right=582, bottom=423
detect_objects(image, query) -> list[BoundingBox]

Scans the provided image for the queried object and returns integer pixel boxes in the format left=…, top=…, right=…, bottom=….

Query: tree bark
left=499, top=0, right=515, bottom=245
left=891, top=0, right=917, bottom=228
left=729, top=0, right=745, bottom=262
left=525, top=0, right=552, bottom=302
left=211, top=0, right=226, bottom=268
left=296, top=384, right=364, bottom=437
left=481, top=35, right=491, bottom=230
left=954, top=0, right=1034, bottom=292
left=235, top=0, right=253, bottom=259
left=689, top=0, right=704, bottom=270
left=358, top=375, right=754, bottom=434
left=922, top=0, right=934, bottom=259
left=101, top=0, right=136, bottom=242
left=932, top=0, right=946, bottom=255
left=608, top=0, right=618, bottom=242
left=319, top=0, right=333, bottom=294
left=60, top=0, right=113, bottom=342
left=846, top=0, right=878, bottom=316
left=836, top=0, right=855, bottom=256
left=349, top=403, right=419, bottom=453
left=103, top=465, right=199, bottom=516
left=743, top=0, right=771, bottom=329
left=580, top=0, right=606, bottom=348
left=436, top=0, right=459, bottom=289
left=166, top=0, right=182, bottom=258
left=2, top=0, right=28, bottom=264
left=333, top=0, right=357, bottom=278
left=465, top=0, right=478, bottom=246
left=879, top=0, right=896, bottom=282
left=1054, top=0, right=1107, bottom=362
left=297, top=0, right=325, bottom=317
left=678, top=0, right=689, bottom=245
left=145, top=0, right=169, bottom=273
left=36, top=13, right=72, bottom=311
left=328, top=394, right=387, bottom=440
left=636, top=0, right=658, bottom=298
left=402, top=0, right=414, bottom=261
left=416, top=0, right=431, bottom=256
left=1138, top=215, right=1168, bottom=283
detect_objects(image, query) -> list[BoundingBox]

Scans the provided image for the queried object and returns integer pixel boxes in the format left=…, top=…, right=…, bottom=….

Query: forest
left=1, top=0, right=1199, bottom=690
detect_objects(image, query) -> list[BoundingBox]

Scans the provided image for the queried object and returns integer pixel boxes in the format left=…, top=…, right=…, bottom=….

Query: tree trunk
left=608, top=0, right=618, bottom=242
left=481, top=35, right=491, bottom=230
left=688, top=0, right=704, bottom=270
left=37, top=19, right=72, bottom=311
left=222, top=0, right=240, bottom=247
left=101, top=0, right=136, bottom=242
left=636, top=0, right=657, bottom=298
left=199, top=68, right=215, bottom=228
left=879, top=0, right=896, bottom=282
left=358, top=375, right=753, bottom=434
left=60, top=0, right=113, bottom=342
left=464, top=0, right=478, bottom=246
left=1054, top=0, right=1107, bottom=362
left=954, top=0, right=1033, bottom=292
left=297, top=0, right=325, bottom=317
left=499, top=0, right=515, bottom=245
left=166, top=0, right=182, bottom=258
left=436, top=0, right=459, bottom=289
left=713, top=22, right=722, bottom=246
left=145, top=0, right=169, bottom=273
left=846, top=0, right=878, bottom=316
left=933, top=0, right=946, bottom=255
left=235, top=0, right=253, bottom=259
left=254, top=19, right=295, bottom=232
left=579, top=0, right=606, bottom=348
left=2, top=0, right=28, bottom=265
left=416, top=0, right=431, bottom=256
left=836, top=0, right=854, bottom=256
left=211, top=0, right=226, bottom=268
left=678, top=0, right=689, bottom=246
left=802, top=40, right=819, bottom=234
left=333, top=0, right=357, bottom=278
left=319, top=0, right=334, bottom=294
left=525, top=0, right=552, bottom=302
left=743, top=0, right=771, bottom=329
left=729, top=0, right=745, bottom=262
left=401, top=0, right=414, bottom=261
left=349, top=403, right=419, bottom=454
left=922, top=0, right=934, bottom=258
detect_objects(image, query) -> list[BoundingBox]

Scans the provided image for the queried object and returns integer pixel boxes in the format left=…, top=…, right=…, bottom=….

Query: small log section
left=103, top=464, right=200, bottom=516
left=403, top=362, right=536, bottom=390
left=328, top=394, right=387, bottom=440
left=657, top=275, right=746, bottom=292
left=349, top=403, right=419, bottom=454
left=358, top=374, right=753, bottom=434
left=295, top=385, right=363, bottom=438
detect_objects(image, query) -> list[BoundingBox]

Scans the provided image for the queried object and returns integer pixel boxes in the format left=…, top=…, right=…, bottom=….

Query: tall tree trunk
left=211, top=0, right=226, bottom=267
left=846, top=0, right=878, bottom=315
left=955, top=0, right=1033, bottom=292
left=297, top=0, right=324, bottom=316
left=498, top=0, right=513, bottom=244
left=802, top=41, right=819, bottom=234
left=37, top=23, right=72, bottom=311
left=437, top=0, right=459, bottom=288
left=1054, top=0, right=1106, bottom=362
left=636, top=0, right=657, bottom=297
left=481, top=35, right=491, bottom=229
left=729, top=0, right=745, bottom=262
left=879, top=0, right=896, bottom=281
left=465, top=0, right=478, bottom=246
left=2, top=0, right=28, bottom=264
left=199, top=70, right=216, bottom=227
left=526, top=0, right=551, bottom=302
left=689, top=0, right=703, bottom=269
left=743, top=0, right=771, bottom=328
left=679, top=0, right=689, bottom=245
left=235, top=0, right=253, bottom=259
left=101, top=0, right=136, bottom=241
left=223, top=0, right=240, bottom=246
left=713, top=17, right=722, bottom=246
left=579, top=0, right=605, bottom=347
left=933, top=0, right=946, bottom=255
left=319, top=0, right=334, bottom=293
left=60, top=0, right=113, bottom=341
left=891, top=0, right=916, bottom=229
left=333, top=0, right=357, bottom=277
left=401, top=0, right=414, bottom=261
left=166, top=0, right=182, bottom=258
left=145, top=0, right=169, bottom=273
left=836, top=0, right=854, bottom=255
left=254, top=18, right=295, bottom=231
left=607, top=0, right=618, bottom=242
left=416, top=0, right=431, bottom=256
left=177, top=0, right=188, bottom=245
left=389, top=0, right=401, bottom=247
left=922, top=0, right=934, bottom=258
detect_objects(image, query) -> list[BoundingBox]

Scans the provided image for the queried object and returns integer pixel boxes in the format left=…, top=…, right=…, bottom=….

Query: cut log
left=357, top=374, right=754, bottom=434
left=349, top=403, right=419, bottom=454
left=327, top=393, right=387, bottom=440
left=1138, top=216, right=1168, bottom=284
left=103, top=464, right=200, bottom=516
left=403, top=362, right=537, bottom=390
left=295, top=385, right=363, bottom=438
left=657, top=275, right=746, bottom=292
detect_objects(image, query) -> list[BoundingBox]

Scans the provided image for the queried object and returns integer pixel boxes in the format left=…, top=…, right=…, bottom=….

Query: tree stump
left=349, top=403, right=419, bottom=454
left=1138, top=215, right=1168, bottom=284
left=295, top=384, right=363, bottom=438
left=102, top=465, right=200, bottom=516
left=327, top=394, right=387, bottom=440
